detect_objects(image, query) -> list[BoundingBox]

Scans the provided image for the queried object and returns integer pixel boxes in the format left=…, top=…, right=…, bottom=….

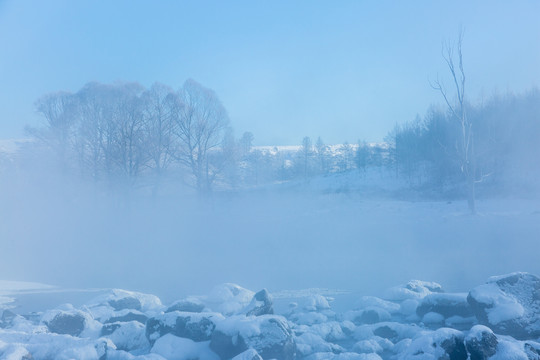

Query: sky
left=0, top=0, right=539, bottom=145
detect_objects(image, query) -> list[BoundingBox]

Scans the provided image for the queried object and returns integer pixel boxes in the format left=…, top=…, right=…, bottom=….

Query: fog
left=2, top=153, right=540, bottom=305
left=1, top=2, right=540, bottom=358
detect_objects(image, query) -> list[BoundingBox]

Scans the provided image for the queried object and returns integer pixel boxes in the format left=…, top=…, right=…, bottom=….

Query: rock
left=524, top=342, right=540, bottom=360
left=358, top=307, right=391, bottom=324
left=417, top=293, right=473, bottom=318
left=44, top=311, right=87, bottom=336
left=385, top=280, right=444, bottom=301
left=373, top=325, right=398, bottom=341
left=246, top=289, right=274, bottom=316
left=108, top=296, right=142, bottom=311
left=231, top=348, right=263, bottom=360
left=465, top=325, right=498, bottom=360
left=146, top=311, right=224, bottom=344
left=166, top=298, right=205, bottom=313
left=399, top=328, right=467, bottom=360
left=0, top=344, right=34, bottom=360
left=101, top=321, right=149, bottom=351
left=1, top=309, right=16, bottom=328
left=440, top=332, right=468, bottom=360
left=467, top=272, right=540, bottom=339
left=210, top=315, right=296, bottom=360
left=104, top=310, right=148, bottom=324
left=302, top=295, right=331, bottom=312
left=207, top=283, right=255, bottom=316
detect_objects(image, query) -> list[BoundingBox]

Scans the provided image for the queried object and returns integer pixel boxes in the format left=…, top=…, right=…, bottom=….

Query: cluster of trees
left=386, top=89, right=540, bottom=197
left=26, top=76, right=540, bottom=203
left=29, top=80, right=231, bottom=192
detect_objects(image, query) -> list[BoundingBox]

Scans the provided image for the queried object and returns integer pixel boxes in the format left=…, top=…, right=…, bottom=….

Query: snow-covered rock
left=41, top=307, right=100, bottom=337
left=146, top=311, right=224, bottom=344
left=417, top=293, right=473, bottom=319
left=207, top=283, right=255, bottom=316
left=210, top=314, right=296, bottom=359
left=396, top=328, right=467, bottom=360
left=231, top=348, right=263, bottom=360
left=385, top=280, right=444, bottom=301
left=244, top=289, right=274, bottom=317
left=89, top=289, right=164, bottom=314
left=150, top=334, right=218, bottom=360
left=464, top=325, right=498, bottom=360
left=166, top=298, right=206, bottom=313
left=468, top=272, right=540, bottom=339
left=101, top=320, right=149, bottom=351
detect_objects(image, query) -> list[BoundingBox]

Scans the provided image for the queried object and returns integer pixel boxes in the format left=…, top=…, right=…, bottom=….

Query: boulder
left=1, top=310, right=16, bottom=328
left=399, top=328, right=467, bottom=360
left=524, top=342, right=540, bottom=360
left=104, top=310, right=148, bottom=324
left=385, top=280, right=443, bottom=301
left=208, top=283, right=255, bottom=316
left=358, top=307, right=391, bottom=324
left=465, top=325, right=498, bottom=360
left=210, top=315, right=296, bottom=360
left=417, top=293, right=473, bottom=318
left=146, top=311, right=224, bottom=344
left=467, top=272, right=540, bottom=339
left=245, top=289, right=274, bottom=317
left=166, top=298, right=205, bottom=313
left=44, top=311, right=87, bottom=336
left=108, top=296, right=142, bottom=311
left=231, top=348, right=263, bottom=360
left=101, top=321, right=149, bottom=351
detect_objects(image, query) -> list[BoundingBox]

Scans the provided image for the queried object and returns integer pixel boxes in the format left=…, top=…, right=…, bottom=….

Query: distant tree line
left=25, top=79, right=540, bottom=199
left=28, top=80, right=232, bottom=193
left=385, top=89, right=540, bottom=197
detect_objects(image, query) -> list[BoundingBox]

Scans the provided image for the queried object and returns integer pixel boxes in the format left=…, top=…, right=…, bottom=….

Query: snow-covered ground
left=2, top=273, right=540, bottom=359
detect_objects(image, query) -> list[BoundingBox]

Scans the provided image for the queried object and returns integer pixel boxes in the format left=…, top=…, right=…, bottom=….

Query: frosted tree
left=431, top=32, right=477, bottom=213
left=174, top=79, right=230, bottom=192
left=315, top=136, right=328, bottom=174
left=141, top=83, right=179, bottom=184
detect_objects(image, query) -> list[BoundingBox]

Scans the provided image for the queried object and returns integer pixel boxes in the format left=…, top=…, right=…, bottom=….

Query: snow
left=206, top=283, right=255, bottom=315
left=490, top=339, right=529, bottom=360
left=422, top=312, right=444, bottom=325
left=470, top=284, right=525, bottom=324
left=151, top=334, right=218, bottom=360
left=2, top=274, right=540, bottom=359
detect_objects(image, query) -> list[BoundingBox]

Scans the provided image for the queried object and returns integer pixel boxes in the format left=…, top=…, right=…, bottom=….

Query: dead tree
left=432, top=32, right=477, bottom=214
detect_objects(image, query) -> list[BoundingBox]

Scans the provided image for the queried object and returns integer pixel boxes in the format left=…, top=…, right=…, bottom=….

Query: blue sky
left=0, top=0, right=539, bottom=145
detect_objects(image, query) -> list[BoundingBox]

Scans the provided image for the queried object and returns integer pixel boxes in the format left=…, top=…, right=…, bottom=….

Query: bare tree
left=298, top=136, right=313, bottom=178
left=239, top=131, right=254, bottom=159
left=141, top=83, right=179, bottom=183
left=32, top=91, right=78, bottom=166
left=174, top=79, right=229, bottom=192
left=431, top=32, right=477, bottom=213
left=315, top=136, right=328, bottom=174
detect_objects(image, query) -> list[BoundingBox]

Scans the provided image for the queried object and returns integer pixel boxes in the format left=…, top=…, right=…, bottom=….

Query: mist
left=1, top=1, right=540, bottom=359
